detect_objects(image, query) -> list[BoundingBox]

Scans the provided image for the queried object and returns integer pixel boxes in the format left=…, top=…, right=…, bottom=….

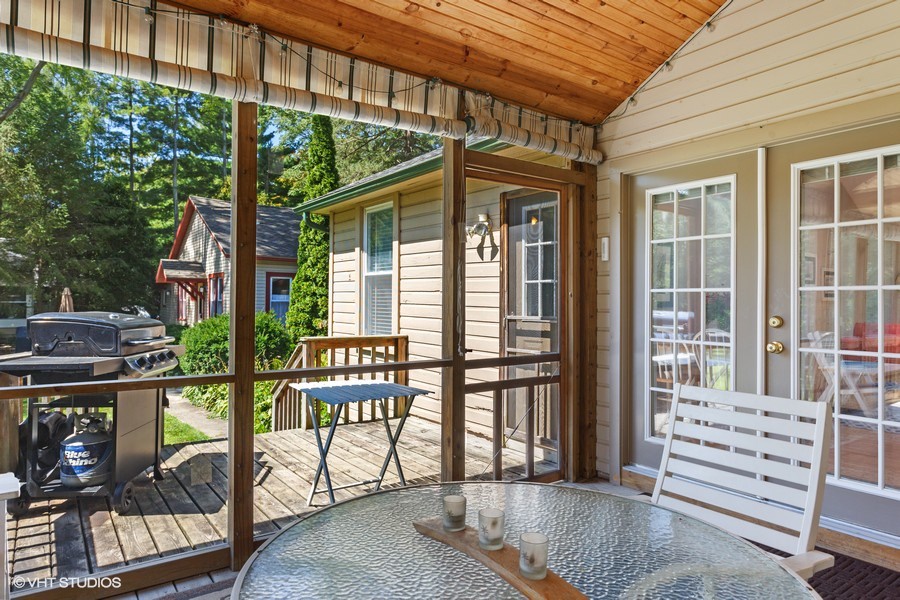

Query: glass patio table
left=233, top=482, right=817, bottom=599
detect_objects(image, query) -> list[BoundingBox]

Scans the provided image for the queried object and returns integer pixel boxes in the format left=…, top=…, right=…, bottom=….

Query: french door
left=629, top=130, right=900, bottom=538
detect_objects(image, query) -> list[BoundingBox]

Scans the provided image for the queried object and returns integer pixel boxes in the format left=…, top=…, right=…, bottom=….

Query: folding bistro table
left=288, top=380, right=430, bottom=505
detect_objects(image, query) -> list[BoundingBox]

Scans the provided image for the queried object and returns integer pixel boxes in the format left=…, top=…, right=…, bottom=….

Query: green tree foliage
left=0, top=52, right=440, bottom=325
left=0, top=57, right=155, bottom=312
left=333, top=120, right=440, bottom=184
left=285, top=115, right=337, bottom=341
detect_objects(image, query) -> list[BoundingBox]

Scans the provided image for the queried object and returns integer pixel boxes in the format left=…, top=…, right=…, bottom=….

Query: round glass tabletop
left=235, top=482, right=815, bottom=599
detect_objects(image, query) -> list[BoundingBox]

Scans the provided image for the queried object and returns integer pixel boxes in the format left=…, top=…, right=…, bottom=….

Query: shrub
left=179, top=312, right=291, bottom=375
left=165, top=323, right=190, bottom=345
left=182, top=356, right=283, bottom=434
left=179, top=312, right=292, bottom=434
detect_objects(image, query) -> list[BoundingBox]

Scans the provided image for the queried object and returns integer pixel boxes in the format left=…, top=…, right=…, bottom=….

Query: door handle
left=766, top=341, right=785, bottom=354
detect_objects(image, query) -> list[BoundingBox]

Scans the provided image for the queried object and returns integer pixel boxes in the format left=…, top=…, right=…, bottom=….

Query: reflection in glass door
left=645, top=178, right=735, bottom=438
left=796, top=148, right=900, bottom=497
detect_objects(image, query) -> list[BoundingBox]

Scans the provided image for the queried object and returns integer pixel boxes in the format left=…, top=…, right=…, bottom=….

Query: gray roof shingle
left=190, top=196, right=301, bottom=260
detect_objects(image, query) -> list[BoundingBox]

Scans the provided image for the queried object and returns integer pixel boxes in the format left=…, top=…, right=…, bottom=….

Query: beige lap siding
left=331, top=208, right=361, bottom=336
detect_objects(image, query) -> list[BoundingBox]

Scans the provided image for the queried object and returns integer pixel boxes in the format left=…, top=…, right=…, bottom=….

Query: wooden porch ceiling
left=173, top=0, right=726, bottom=124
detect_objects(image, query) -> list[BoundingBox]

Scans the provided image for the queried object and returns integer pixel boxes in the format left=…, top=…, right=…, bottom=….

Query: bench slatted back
left=652, top=384, right=832, bottom=556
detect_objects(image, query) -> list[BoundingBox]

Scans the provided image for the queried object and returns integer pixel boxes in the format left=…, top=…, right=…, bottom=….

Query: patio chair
left=809, top=331, right=878, bottom=417
left=652, top=384, right=834, bottom=580
left=691, top=329, right=731, bottom=389
left=651, top=340, right=698, bottom=388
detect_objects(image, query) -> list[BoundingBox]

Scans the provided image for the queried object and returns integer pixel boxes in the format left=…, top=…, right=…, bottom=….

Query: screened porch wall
left=326, top=153, right=566, bottom=441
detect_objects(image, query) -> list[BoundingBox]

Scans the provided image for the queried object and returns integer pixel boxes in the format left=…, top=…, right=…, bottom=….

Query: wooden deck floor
left=5, top=416, right=556, bottom=585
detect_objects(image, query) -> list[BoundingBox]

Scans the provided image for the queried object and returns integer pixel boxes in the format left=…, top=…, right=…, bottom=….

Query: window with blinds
left=364, top=205, right=393, bottom=335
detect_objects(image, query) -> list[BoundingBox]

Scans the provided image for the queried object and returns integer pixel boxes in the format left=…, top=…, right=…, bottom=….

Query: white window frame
left=644, top=175, right=736, bottom=444
left=792, top=143, right=900, bottom=500
left=362, top=202, right=394, bottom=336
left=520, top=200, right=558, bottom=321
left=268, top=275, right=292, bottom=322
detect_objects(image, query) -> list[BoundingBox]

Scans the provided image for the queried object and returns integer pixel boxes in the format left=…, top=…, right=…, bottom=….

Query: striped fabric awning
left=0, top=0, right=601, bottom=163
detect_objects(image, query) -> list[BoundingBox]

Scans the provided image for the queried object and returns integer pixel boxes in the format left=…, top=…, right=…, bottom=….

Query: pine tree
left=285, top=115, right=337, bottom=341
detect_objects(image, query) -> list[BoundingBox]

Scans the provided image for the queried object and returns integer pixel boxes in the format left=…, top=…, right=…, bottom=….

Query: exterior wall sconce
left=466, top=213, right=493, bottom=239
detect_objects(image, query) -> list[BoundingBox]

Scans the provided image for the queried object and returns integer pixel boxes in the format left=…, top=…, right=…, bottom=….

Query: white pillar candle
left=442, top=495, right=466, bottom=532
left=477, top=508, right=505, bottom=551
left=519, top=532, right=549, bottom=580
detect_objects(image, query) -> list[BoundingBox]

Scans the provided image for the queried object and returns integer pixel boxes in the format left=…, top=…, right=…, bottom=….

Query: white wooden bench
left=652, top=384, right=834, bottom=580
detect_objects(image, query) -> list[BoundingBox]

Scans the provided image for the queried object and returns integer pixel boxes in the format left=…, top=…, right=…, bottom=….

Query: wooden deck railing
left=271, top=335, right=410, bottom=431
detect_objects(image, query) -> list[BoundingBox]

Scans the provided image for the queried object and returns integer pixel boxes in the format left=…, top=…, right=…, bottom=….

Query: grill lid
left=28, top=312, right=171, bottom=357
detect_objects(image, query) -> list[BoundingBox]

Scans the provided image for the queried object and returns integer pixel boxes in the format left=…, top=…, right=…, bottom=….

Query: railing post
left=526, top=386, right=535, bottom=478
left=493, top=390, right=503, bottom=481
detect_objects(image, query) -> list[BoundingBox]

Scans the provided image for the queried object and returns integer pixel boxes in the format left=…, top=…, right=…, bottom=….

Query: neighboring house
left=304, top=140, right=566, bottom=445
left=156, top=196, right=300, bottom=325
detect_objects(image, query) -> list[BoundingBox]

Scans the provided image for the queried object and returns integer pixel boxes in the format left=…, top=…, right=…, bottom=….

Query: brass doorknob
left=766, top=341, right=785, bottom=354
left=768, top=316, right=784, bottom=328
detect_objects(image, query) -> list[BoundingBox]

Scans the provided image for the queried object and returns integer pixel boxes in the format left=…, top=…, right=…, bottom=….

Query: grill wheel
left=112, top=481, right=135, bottom=515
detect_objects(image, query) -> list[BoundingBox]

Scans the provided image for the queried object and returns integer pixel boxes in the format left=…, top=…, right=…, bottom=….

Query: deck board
left=6, top=416, right=558, bottom=588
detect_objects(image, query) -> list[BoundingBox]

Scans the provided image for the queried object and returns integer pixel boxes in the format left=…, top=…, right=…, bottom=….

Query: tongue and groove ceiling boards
left=0, top=1, right=725, bottom=162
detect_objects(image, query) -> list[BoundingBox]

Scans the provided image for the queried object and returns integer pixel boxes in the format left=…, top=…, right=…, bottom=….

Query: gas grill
left=0, top=312, right=183, bottom=515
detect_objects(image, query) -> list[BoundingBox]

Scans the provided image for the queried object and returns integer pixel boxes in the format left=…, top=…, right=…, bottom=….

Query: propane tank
left=60, top=413, right=112, bottom=488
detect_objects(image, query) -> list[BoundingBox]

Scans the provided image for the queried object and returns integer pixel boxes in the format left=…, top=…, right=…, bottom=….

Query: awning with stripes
left=0, top=0, right=601, bottom=164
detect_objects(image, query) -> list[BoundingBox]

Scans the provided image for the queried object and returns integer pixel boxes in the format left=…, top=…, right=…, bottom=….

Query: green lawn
left=163, top=412, right=210, bottom=445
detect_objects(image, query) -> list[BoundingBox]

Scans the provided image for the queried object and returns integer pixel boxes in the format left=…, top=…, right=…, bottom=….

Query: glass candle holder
left=477, top=508, right=505, bottom=551
left=519, top=532, right=548, bottom=580
left=442, top=495, right=466, bottom=532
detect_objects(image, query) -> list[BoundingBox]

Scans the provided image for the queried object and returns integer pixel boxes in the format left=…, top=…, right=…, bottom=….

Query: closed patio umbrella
left=59, top=287, right=74, bottom=312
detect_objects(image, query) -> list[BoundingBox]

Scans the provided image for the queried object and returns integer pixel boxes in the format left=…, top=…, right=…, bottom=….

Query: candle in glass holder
left=477, top=508, right=505, bottom=550
left=442, top=495, right=466, bottom=532
left=519, top=532, right=548, bottom=580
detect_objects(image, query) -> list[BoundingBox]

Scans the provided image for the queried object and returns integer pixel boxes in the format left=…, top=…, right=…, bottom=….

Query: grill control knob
left=146, top=354, right=158, bottom=365
left=136, top=356, right=149, bottom=368
left=156, top=352, right=170, bottom=364
left=165, top=350, right=176, bottom=361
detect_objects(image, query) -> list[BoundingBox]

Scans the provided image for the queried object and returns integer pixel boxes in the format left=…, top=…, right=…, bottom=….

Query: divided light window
left=364, top=204, right=393, bottom=335
left=209, top=274, right=224, bottom=317
left=646, top=177, right=735, bottom=439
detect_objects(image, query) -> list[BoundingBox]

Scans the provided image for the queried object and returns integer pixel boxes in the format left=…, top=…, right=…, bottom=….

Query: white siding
left=256, top=261, right=298, bottom=315
left=595, top=172, right=611, bottom=478
left=599, top=0, right=900, bottom=159
left=332, top=207, right=360, bottom=336
left=172, top=212, right=227, bottom=326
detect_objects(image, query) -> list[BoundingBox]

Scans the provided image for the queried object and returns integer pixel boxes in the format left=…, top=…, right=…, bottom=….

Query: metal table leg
left=374, top=395, right=416, bottom=491
left=307, top=401, right=345, bottom=505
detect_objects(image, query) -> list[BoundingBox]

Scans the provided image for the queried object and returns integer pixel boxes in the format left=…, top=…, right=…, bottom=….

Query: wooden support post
left=526, top=386, right=535, bottom=478
left=0, top=373, right=22, bottom=473
left=228, top=101, right=257, bottom=571
left=565, top=163, right=598, bottom=481
left=441, top=137, right=466, bottom=481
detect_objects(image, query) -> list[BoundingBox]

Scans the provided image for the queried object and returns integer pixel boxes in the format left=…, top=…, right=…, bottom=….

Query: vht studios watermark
left=11, top=575, right=122, bottom=590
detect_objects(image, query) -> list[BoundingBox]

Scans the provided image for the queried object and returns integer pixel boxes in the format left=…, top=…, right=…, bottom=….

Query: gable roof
left=300, top=138, right=509, bottom=214
left=169, top=196, right=301, bottom=262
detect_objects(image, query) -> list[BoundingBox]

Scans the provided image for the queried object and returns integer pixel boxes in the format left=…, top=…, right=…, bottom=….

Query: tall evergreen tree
left=285, top=115, right=337, bottom=341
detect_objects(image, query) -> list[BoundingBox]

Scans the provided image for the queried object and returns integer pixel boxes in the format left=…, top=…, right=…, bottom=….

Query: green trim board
left=298, top=139, right=510, bottom=214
